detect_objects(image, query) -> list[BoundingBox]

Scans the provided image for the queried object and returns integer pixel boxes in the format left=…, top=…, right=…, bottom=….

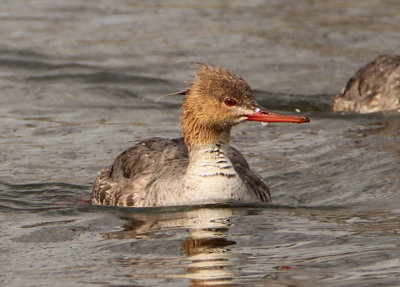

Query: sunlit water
left=1, top=1, right=400, bottom=286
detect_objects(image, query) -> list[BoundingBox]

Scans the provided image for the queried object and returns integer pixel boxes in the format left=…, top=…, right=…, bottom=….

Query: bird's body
left=92, top=137, right=269, bottom=207
left=92, top=65, right=309, bottom=207
left=331, top=54, right=400, bottom=113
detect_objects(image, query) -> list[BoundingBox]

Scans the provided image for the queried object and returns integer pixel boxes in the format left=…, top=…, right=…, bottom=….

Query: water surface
left=1, top=1, right=400, bottom=286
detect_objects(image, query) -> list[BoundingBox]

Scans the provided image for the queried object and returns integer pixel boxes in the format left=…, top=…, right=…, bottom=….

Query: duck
left=91, top=64, right=310, bottom=207
left=331, top=54, right=400, bottom=113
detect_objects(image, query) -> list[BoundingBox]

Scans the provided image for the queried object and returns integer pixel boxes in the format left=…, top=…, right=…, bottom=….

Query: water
left=1, top=1, right=400, bottom=286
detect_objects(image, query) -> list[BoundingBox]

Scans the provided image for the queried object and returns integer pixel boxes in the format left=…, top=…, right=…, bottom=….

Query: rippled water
left=1, top=1, right=400, bottom=286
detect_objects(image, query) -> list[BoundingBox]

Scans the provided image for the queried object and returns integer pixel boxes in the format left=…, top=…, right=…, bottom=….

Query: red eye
left=224, top=98, right=236, bottom=106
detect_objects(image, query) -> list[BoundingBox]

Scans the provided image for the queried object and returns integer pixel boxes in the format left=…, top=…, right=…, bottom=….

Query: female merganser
left=91, top=65, right=310, bottom=207
left=331, top=54, right=400, bottom=113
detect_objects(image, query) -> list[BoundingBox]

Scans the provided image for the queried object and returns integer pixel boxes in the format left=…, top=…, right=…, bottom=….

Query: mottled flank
left=92, top=138, right=188, bottom=207
left=92, top=64, right=308, bottom=207
left=332, top=55, right=400, bottom=113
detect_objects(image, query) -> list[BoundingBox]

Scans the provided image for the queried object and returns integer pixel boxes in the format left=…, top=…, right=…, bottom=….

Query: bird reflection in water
left=103, top=207, right=241, bottom=286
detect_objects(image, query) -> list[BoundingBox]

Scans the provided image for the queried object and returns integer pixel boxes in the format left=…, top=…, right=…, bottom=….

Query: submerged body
left=92, top=65, right=309, bottom=207
left=331, top=54, right=400, bottom=113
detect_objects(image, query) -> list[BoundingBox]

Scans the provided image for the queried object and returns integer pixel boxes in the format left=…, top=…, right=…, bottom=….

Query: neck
left=181, top=109, right=232, bottom=153
left=184, top=127, right=232, bottom=154
left=180, top=106, right=257, bottom=203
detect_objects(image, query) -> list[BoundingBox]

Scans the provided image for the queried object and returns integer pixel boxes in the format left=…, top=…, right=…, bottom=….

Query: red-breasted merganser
left=331, top=54, right=400, bottom=113
left=91, top=65, right=310, bottom=207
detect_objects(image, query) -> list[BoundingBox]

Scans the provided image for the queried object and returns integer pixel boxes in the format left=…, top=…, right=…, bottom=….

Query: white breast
left=182, top=145, right=256, bottom=203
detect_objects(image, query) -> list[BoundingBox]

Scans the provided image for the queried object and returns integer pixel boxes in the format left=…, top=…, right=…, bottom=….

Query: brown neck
left=181, top=109, right=231, bottom=153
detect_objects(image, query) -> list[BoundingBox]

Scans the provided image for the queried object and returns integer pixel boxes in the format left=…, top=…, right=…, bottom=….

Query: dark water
left=1, top=1, right=400, bottom=286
